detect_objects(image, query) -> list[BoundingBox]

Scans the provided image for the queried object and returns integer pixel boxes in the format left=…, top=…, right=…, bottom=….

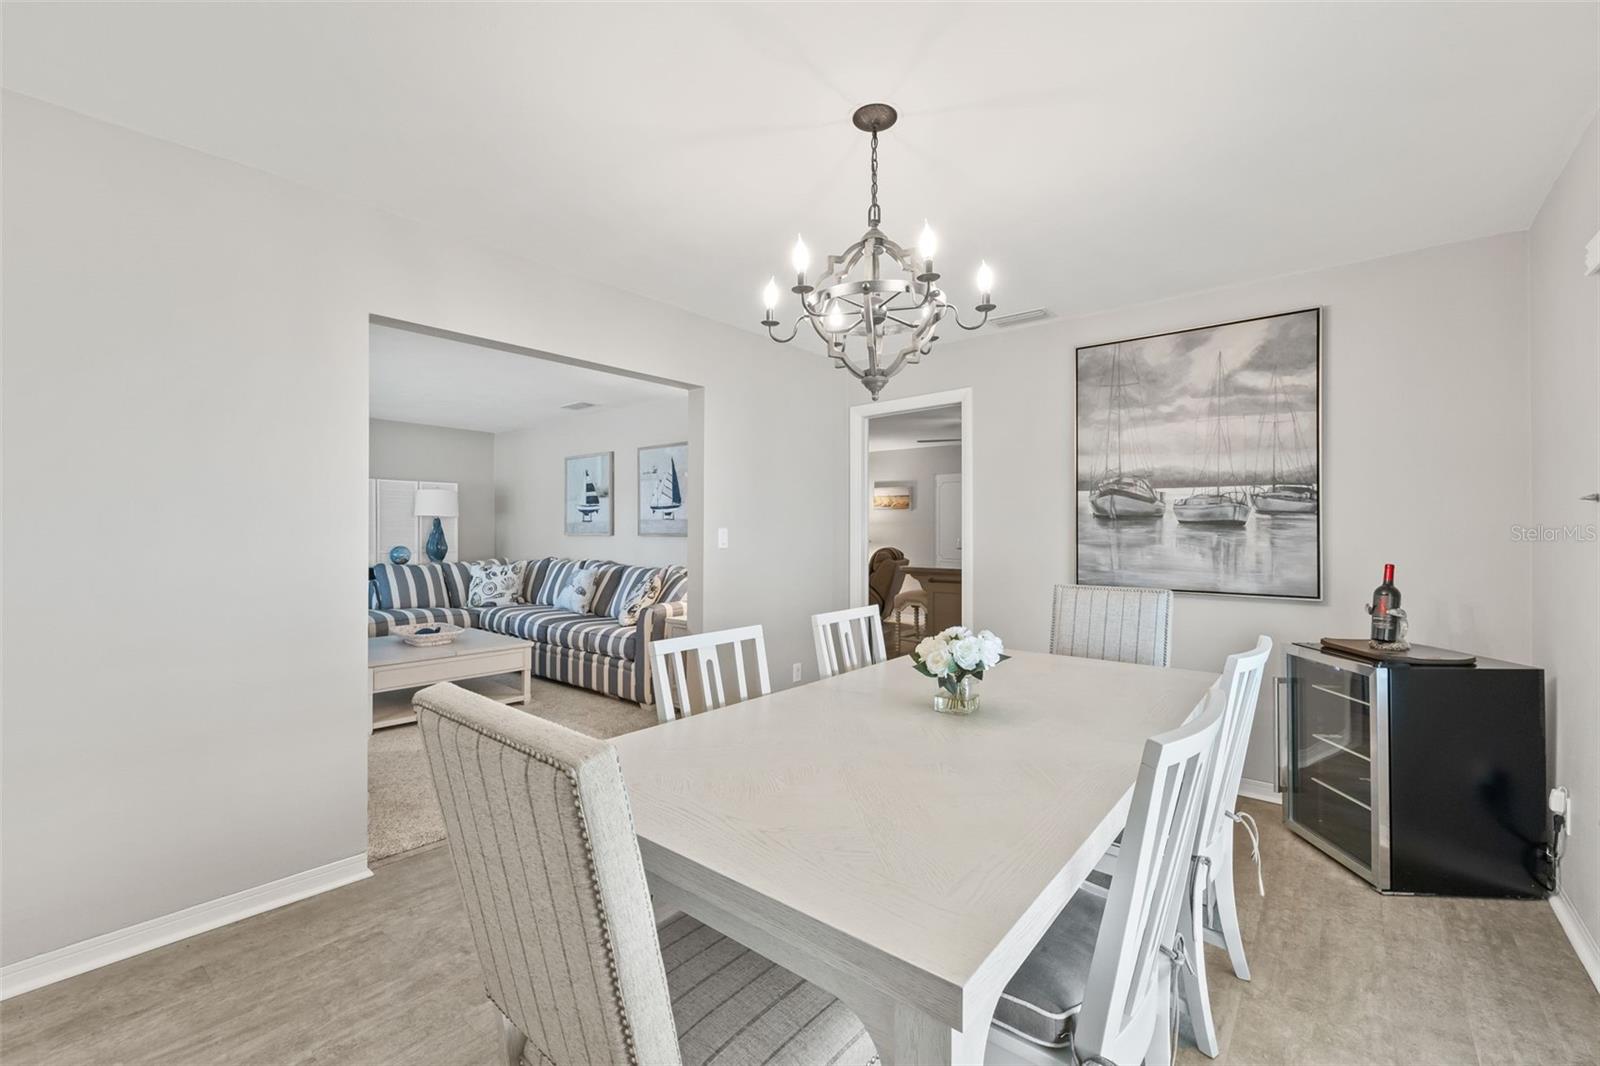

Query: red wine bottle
left=1369, top=563, right=1402, bottom=642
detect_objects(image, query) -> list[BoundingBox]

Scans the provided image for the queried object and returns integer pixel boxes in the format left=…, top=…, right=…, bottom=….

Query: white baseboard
left=1237, top=776, right=1283, bottom=806
left=1550, top=892, right=1600, bottom=995
left=0, top=853, right=371, bottom=1001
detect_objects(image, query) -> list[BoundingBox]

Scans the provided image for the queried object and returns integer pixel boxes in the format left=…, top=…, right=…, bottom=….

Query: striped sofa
left=367, top=558, right=688, bottom=706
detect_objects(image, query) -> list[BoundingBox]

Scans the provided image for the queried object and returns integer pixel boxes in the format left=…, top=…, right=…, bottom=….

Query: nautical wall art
left=565, top=452, right=614, bottom=536
left=638, top=442, right=687, bottom=537
left=1075, top=308, right=1321, bottom=599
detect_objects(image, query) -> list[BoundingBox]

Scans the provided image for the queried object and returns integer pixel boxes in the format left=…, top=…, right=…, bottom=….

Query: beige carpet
left=368, top=675, right=658, bottom=861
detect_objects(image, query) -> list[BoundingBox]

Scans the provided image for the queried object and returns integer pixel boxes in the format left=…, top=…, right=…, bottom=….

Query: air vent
left=993, top=308, right=1050, bottom=328
left=560, top=401, right=599, bottom=411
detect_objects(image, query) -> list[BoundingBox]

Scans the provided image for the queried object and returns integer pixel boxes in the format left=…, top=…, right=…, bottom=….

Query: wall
left=842, top=232, right=1535, bottom=789
left=868, top=445, right=961, bottom=567
left=369, top=418, right=497, bottom=561
left=494, top=394, right=690, bottom=568
left=1528, top=114, right=1599, bottom=969
left=1, top=94, right=847, bottom=968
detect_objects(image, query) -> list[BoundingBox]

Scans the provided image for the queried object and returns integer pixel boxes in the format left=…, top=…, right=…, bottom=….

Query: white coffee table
left=368, top=629, right=533, bottom=730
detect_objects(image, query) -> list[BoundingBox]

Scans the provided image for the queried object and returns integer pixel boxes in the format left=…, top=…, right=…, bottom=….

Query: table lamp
left=413, top=487, right=459, bottom=563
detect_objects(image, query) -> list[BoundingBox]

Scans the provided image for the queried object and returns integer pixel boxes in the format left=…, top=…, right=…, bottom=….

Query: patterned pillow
left=553, top=566, right=604, bottom=614
left=466, top=561, right=527, bottom=608
left=371, top=563, right=448, bottom=609
left=608, top=567, right=665, bottom=625
left=534, top=558, right=612, bottom=605
left=442, top=560, right=501, bottom=608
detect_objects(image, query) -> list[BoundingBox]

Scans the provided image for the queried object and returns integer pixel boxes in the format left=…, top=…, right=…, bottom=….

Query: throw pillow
left=467, top=560, right=527, bottom=608
left=610, top=567, right=665, bottom=625
left=554, top=566, right=602, bottom=614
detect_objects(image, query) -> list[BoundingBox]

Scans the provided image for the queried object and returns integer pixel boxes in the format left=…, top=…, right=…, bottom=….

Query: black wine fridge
left=1278, top=643, right=1548, bottom=897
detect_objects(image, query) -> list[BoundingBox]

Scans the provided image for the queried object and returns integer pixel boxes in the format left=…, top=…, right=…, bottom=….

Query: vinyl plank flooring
left=4, top=802, right=1596, bottom=1066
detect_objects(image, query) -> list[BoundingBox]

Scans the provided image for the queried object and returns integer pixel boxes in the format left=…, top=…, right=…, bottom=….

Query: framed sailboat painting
left=1074, top=307, right=1322, bottom=600
left=638, top=442, right=687, bottom=537
left=564, top=452, right=613, bottom=536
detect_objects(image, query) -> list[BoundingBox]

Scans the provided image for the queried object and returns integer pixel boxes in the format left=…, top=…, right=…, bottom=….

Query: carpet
left=368, top=675, right=659, bottom=861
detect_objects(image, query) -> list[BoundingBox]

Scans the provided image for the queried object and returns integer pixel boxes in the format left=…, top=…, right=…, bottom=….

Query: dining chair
left=1049, top=583, right=1173, bottom=667
left=651, top=624, right=770, bottom=722
left=991, top=684, right=1226, bottom=1065
left=414, top=682, right=877, bottom=1066
left=811, top=605, right=889, bottom=679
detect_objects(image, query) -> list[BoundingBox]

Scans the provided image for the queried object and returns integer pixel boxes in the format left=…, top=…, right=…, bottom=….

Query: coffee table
left=368, top=629, right=533, bottom=730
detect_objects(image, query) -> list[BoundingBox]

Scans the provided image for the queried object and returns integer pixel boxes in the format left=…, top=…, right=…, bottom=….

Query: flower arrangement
left=912, top=626, right=1008, bottom=713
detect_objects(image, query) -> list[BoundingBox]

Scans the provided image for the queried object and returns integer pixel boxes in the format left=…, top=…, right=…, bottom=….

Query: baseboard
left=0, top=853, right=371, bottom=1000
left=1550, top=892, right=1600, bottom=994
left=1237, top=776, right=1283, bottom=806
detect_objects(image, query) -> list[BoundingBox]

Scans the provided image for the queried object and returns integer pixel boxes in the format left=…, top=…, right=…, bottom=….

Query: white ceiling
left=5, top=4, right=1596, bottom=336
left=869, top=405, right=963, bottom=453
left=369, top=324, right=684, bottom=434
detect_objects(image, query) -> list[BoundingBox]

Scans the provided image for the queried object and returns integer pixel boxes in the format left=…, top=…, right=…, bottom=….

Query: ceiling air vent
left=560, top=401, right=599, bottom=411
left=993, top=308, right=1050, bottom=328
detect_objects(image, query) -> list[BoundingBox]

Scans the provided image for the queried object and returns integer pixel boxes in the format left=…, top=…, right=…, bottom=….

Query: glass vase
left=934, top=675, right=981, bottom=716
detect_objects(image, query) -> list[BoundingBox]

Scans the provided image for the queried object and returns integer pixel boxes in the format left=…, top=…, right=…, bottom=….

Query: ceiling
left=869, top=405, right=963, bottom=453
left=369, top=324, right=684, bottom=434
left=5, top=4, right=1596, bottom=337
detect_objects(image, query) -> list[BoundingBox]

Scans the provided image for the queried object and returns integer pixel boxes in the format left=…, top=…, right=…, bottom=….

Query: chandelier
left=760, top=103, right=996, bottom=400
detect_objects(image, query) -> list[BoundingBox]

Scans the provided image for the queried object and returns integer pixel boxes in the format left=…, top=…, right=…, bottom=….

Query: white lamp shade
left=413, top=487, right=459, bottom=518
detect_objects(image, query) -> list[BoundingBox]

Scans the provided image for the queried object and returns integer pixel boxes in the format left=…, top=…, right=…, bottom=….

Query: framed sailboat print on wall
left=638, top=442, right=687, bottom=537
left=1074, top=307, right=1321, bottom=600
left=565, top=452, right=613, bottom=536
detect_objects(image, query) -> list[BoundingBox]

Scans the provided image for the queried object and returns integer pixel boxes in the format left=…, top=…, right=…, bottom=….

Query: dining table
left=611, top=649, right=1218, bottom=1065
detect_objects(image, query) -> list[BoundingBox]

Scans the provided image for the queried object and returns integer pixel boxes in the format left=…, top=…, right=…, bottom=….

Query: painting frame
left=564, top=451, right=614, bottom=536
left=1073, top=307, right=1323, bottom=601
left=872, top=483, right=914, bottom=510
left=637, top=441, right=688, bottom=537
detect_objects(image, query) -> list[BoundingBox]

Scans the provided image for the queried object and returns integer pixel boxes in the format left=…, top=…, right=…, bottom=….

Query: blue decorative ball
left=389, top=545, right=412, bottom=564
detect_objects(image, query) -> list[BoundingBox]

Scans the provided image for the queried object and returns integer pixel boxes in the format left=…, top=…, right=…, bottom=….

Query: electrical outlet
left=792, top=662, right=803, bottom=683
left=717, top=527, right=729, bottom=549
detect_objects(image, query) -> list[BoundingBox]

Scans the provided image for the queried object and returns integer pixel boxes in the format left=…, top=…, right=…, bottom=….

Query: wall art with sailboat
left=564, top=452, right=613, bottom=536
left=1075, top=307, right=1321, bottom=599
left=638, top=442, right=687, bottom=537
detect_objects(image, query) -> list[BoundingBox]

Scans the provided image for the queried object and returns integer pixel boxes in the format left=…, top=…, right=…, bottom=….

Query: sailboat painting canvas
left=564, top=452, right=613, bottom=536
left=1075, top=308, right=1321, bottom=600
left=638, top=442, right=688, bottom=537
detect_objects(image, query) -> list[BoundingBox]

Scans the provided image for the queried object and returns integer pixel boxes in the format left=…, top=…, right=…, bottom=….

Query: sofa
left=367, top=557, right=688, bottom=707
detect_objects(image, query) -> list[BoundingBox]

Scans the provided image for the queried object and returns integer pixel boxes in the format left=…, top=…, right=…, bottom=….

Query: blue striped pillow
left=368, top=580, right=380, bottom=610
left=533, top=558, right=614, bottom=607
left=658, top=565, right=689, bottom=604
left=371, top=563, right=448, bottom=609
left=598, top=565, right=665, bottom=623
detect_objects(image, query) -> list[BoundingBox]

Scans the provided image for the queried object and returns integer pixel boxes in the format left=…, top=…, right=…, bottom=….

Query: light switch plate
left=717, top=527, right=729, bottom=549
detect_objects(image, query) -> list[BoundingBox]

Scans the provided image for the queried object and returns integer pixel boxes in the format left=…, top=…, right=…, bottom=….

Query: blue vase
left=388, top=545, right=412, bottom=565
left=426, top=517, right=448, bottom=563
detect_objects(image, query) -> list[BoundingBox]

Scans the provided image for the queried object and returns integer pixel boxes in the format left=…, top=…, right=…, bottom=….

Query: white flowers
left=912, top=626, right=1008, bottom=686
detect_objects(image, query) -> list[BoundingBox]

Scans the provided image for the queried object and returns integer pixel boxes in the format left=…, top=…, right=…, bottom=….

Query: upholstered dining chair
left=811, top=604, right=887, bottom=678
left=867, top=548, right=908, bottom=621
left=1049, top=583, right=1173, bottom=667
left=415, top=682, right=878, bottom=1066
left=650, top=625, right=770, bottom=722
left=990, top=681, right=1226, bottom=1065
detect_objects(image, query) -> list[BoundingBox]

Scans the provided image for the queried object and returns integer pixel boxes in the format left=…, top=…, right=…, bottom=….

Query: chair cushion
left=993, top=889, right=1106, bottom=1049
left=481, top=605, right=638, bottom=659
left=367, top=607, right=480, bottom=638
left=659, top=915, right=877, bottom=1066
left=371, top=563, right=449, bottom=609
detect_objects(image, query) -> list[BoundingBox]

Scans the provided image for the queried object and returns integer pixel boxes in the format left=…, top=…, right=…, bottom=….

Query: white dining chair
left=651, top=624, right=770, bottom=722
left=811, top=605, right=888, bottom=679
left=991, top=684, right=1226, bottom=1065
left=1049, top=583, right=1173, bottom=667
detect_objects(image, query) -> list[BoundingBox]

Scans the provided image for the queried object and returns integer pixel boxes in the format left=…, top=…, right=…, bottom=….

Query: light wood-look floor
left=3, top=800, right=1596, bottom=1066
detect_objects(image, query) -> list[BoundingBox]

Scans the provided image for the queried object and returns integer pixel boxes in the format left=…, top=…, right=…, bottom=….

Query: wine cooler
left=1278, top=644, right=1548, bottom=897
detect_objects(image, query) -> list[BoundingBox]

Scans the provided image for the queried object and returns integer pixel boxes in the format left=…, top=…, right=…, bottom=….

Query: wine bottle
left=1369, top=563, right=1402, bottom=643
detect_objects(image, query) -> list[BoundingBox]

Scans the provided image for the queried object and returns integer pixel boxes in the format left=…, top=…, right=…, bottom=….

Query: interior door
left=935, top=473, right=962, bottom=568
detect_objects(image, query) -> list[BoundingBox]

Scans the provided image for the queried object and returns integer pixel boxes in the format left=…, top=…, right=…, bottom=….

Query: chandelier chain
left=867, top=130, right=881, bottom=229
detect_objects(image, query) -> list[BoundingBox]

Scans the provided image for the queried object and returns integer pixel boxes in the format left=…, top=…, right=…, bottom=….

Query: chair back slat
left=811, top=605, right=888, bottom=679
left=652, top=625, right=771, bottom=719
left=1197, top=636, right=1272, bottom=850
left=1076, top=687, right=1225, bottom=1064
left=1050, top=584, right=1173, bottom=667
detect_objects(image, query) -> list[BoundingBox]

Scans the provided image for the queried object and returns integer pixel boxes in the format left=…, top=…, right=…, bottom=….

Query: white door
left=935, top=473, right=962, bottom=568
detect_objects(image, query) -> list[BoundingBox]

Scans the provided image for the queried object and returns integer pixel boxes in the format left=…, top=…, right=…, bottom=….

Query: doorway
left=848, top=389, right=974, bottom=657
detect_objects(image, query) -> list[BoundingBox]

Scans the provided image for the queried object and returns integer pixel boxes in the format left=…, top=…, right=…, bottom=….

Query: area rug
left=368, top=676, right=659, bottom=861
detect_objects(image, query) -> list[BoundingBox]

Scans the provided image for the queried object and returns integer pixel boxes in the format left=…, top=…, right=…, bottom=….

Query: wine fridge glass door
left=1285, top=649, right=1378, bottom=882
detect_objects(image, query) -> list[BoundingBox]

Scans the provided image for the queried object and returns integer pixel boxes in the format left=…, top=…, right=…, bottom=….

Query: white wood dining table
left=611, top=649, right=1217, bottom=1066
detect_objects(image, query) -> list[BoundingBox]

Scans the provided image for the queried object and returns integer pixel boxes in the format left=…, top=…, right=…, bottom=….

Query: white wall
left=868, top=445, right=962, bottom=567
left=842, top=232, right=1535, bottom=788
left=1528, top=114, right=1599, bottom=964
left=1, top=94, right=847, bottom=967
left=494, top=395, right=690, bottom=569
left=369, top=418, right=497, bottom=561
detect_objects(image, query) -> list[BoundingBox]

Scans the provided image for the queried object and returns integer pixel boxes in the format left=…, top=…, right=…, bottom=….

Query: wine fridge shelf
left=1311, top=732, right=1371, bottom=763
left=1310, top=774, right=1372, bottom=812
left=1310, top=683, right=1371, bottom=708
